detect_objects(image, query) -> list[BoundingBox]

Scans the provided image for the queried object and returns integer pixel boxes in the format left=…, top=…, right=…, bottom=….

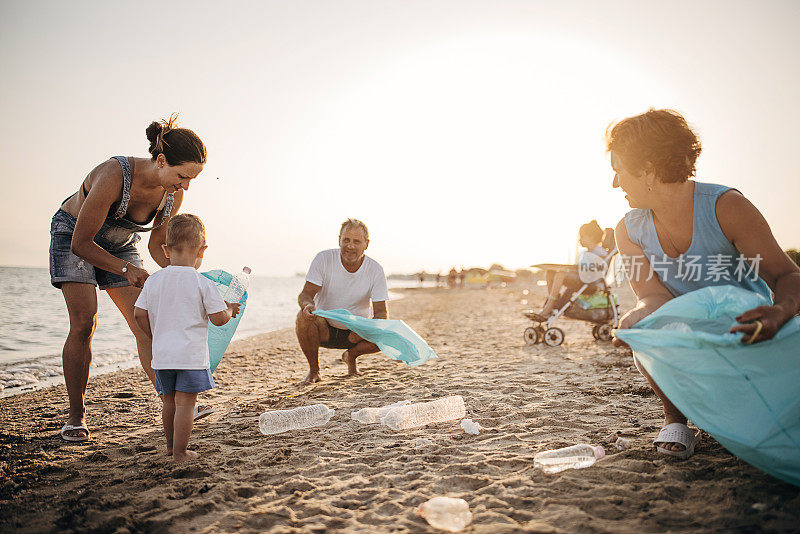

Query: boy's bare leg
left=162, top=393, right=176, bottom=455
left=341, top=334, right=380, bottom=376
left=172, top=391, right=199, bottom=463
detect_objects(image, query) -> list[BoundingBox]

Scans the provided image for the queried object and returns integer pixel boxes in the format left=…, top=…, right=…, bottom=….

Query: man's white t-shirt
left=306, top=249, right=389, bottom=329
left=134, top=265, right=227, bottom=370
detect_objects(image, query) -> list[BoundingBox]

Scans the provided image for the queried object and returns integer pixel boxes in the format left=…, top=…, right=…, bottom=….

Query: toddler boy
left=134, top=214, right=239, bottom=463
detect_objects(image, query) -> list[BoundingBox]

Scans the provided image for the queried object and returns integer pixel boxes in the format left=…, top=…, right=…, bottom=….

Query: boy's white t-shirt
left=306, top=249, right=389, bottom=328
left=134, top=265, right=227, bottom=370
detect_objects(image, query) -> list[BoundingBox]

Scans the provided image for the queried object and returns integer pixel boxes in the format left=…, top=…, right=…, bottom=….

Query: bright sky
left=1, top=0, right=798, bottom=276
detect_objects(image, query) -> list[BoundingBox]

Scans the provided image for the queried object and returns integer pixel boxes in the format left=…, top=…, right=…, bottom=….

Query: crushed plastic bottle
left=351, top=400, right=411, bottom=424
left=614, top=437, right=632, bottom=450
left=414, top=437, right=434, bottom=449
left=258, top=404, right=335, bottom=435
left=223, top=266, right=251, bottom=303
left=460, top=418, right=481, bottom=435
left=418, top=496, right=473, bottom=532
left=533, top=444, right=605, bottom=474
left=380, top=396, right=466, bottom=431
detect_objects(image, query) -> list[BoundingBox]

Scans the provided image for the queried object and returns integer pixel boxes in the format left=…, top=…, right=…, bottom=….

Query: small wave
left=0, top=349, right=139, bottom=396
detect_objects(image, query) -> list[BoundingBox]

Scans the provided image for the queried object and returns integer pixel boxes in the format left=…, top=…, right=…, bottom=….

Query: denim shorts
left=154, top=369, right=215, bottom=396
left=49, top=209, right=143, bottom=290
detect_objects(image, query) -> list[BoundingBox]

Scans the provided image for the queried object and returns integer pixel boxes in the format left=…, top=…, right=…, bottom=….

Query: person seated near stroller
left=530, top=220, right=612, bottom=321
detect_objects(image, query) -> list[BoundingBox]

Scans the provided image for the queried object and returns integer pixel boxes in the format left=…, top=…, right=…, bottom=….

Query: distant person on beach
left=49, top=114, right=207, bottom=441
left=529, top=220, right=611, bottom=321
left=608, top=109, right=800, bottom=458
left=447, top=268, right=457, bottom=288
left=134, top=215, right=239, bottom=462
left=295, top=219, right=389, bottom=383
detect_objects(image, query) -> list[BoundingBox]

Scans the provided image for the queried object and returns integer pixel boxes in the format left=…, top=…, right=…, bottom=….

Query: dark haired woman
left=609, top=109, right=800, bottom=457
left=50, top=114, right=206, bottom=441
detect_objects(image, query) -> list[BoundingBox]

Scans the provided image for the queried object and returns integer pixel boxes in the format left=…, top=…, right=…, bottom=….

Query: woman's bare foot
left=302, top=371, right=321, bottom=384
left=172, top=450, right=199, bottom=463
left=341, top=350, right=360, bottom=376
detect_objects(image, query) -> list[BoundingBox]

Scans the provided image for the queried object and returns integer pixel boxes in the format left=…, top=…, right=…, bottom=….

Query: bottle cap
left=242, top=266, right=252, bottom=274
left=593, top=445, right=606, bottom=458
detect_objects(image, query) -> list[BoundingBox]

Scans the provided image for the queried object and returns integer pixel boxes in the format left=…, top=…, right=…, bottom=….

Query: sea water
left=0, top=266, right=410, bottom=396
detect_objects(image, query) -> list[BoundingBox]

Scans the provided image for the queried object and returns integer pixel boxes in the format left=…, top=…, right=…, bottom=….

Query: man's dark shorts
left=321, top=324, right=358, bottom=350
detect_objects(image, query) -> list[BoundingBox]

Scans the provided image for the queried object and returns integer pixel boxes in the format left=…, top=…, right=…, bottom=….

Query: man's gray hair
left=339, top=218, right=369, bottom=240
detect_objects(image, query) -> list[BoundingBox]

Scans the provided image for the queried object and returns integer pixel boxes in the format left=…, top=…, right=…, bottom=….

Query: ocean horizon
left=0, top=266, right=417, bottom=396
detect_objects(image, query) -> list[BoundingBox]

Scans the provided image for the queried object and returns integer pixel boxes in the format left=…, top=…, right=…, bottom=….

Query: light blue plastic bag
left=202, top=269, right=248, bottom=373
left=312, top=309, right=438, bottom=366
left=614, top=285, right=800, bottom=486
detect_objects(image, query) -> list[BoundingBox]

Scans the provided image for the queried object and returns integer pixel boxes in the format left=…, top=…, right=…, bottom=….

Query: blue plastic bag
left=312, top=309, right=438, bottom=366
left=202, top=269, right=248, bottom=373
left=614, top=285, right=800, bottom=486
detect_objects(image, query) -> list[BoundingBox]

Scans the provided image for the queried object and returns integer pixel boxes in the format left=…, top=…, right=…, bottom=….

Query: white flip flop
left=60, top=424, right=90, bottom=442
left=654, top=422, right=701, bottom=459
left=193, top=405, right=215, bottom=421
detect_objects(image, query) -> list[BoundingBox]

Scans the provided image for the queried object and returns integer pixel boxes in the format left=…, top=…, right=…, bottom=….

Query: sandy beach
left=1, top=286, right=798, bottom=533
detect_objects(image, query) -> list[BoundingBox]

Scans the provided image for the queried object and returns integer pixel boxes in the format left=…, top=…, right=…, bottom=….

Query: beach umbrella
left=313, top=309, right=438, bottom=366
left=614, top=285, right=800, bottom=487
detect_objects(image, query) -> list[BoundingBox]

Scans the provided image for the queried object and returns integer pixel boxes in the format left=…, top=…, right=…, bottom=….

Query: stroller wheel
left=523, top=327, right=539, bottom=345
left=591, top=325, right=600, bottom=340
left=543, top=327, right=564, bottom=347
left=596, top=324, right=614, bottom=341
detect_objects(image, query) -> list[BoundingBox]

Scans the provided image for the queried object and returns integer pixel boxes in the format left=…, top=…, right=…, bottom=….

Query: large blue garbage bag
left=614, top=285, right=800, bottom=486
left=202, top=270, right=248, bottom=373
left=312, top=309, right=438, bottom=366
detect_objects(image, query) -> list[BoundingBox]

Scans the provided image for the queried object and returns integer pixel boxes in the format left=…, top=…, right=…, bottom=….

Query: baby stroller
left=523, top=230, right=621, bottom=347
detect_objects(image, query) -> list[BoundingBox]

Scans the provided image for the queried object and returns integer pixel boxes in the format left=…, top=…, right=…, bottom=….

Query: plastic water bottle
left=418, top=496, right=473, bottom=532
left=380, top=396, right=466, bottom=431
left=223, top=266, right=251, bottom=303
left=533, top=444, right=605, bottom=474
left=351, top=400, right=411, bottom=424
left=258, top=404, right=335, bottom=435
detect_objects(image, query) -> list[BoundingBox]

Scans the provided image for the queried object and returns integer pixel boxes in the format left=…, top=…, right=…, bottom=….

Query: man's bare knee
left=351, top=340, right=379, bottom=356
left=296, top=313, right=328, bottom=342
left=347, top=331, right=363, bottom=344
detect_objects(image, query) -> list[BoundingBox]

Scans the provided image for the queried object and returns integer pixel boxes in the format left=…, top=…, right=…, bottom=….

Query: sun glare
left=264, top=32, right=674, bottom=273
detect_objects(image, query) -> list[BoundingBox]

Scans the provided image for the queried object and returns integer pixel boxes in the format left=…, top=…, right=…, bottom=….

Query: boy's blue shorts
left=154, top=369, right=215, bottom=396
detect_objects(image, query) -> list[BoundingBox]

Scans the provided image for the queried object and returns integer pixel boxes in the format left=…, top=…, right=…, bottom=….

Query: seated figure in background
left=531, top=220, right=611, bottom=321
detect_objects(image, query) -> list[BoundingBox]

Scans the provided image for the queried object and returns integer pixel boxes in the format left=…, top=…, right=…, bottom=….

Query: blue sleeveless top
left=623, top=182, right=771, bottom=300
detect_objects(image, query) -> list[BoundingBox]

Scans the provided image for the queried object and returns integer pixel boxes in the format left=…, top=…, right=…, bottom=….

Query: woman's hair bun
left=145, top=113, right=206, bottom=165
left=145, top=121, right=163, bottom=146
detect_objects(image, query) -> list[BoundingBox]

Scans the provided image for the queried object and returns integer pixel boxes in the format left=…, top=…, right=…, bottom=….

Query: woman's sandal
left=193, top=405, right=215, bottom=421
left=654, top=423, right=702, bottom=459
left=60, top=423, right=90, bottom=442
